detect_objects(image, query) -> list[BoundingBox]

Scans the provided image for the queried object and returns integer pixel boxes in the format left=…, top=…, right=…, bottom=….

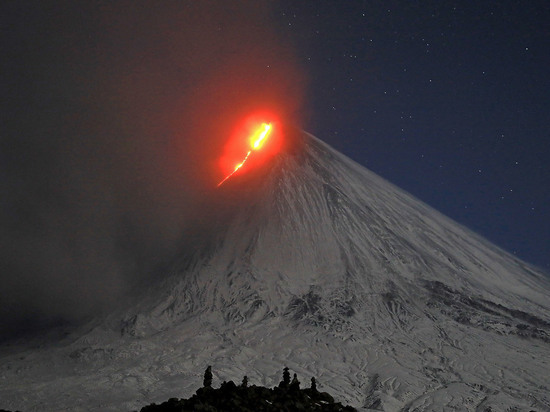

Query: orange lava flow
left=218, top=123, right=272, bottom=187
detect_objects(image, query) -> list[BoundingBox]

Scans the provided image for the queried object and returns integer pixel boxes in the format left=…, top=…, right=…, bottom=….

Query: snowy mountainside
left=127, top=131, right=548, bottom=334
left=1, top=130, right=550, bottom=411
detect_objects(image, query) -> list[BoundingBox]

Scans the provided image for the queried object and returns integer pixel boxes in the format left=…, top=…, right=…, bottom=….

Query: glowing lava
left=218, top=123, right=272, bottom=187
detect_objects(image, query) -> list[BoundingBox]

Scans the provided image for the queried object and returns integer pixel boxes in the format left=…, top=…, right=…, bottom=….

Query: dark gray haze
left=1, top=1, right=305, bottom=338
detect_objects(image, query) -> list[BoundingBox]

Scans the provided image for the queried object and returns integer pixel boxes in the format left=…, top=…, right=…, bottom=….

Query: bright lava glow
left=218, top=123, right=272, bottom=187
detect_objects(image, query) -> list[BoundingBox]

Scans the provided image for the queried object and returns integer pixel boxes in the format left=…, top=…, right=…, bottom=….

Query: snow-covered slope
left=1, top=130, right=550, bottom=411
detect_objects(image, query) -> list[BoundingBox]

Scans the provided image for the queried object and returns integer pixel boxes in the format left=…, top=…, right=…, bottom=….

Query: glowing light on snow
left=218, top=123, right=272, bottom=187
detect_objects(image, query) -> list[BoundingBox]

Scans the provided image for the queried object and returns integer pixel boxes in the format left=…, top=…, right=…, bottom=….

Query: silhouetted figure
left=203, top=365, right=212, bottom=388
left=241, top=375, right=248, bottom=388
left=311, top=377, right=317, bottom=392
left=282, top=367, right=290, bottom=387
left=290, top=373, right=300, bottom=391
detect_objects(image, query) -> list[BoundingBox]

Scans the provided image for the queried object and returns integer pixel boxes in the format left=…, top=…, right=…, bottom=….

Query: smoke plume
left=0, top=1, right=306, bottom=338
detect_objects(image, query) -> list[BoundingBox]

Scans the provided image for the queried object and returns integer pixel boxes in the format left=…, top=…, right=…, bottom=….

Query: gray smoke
left=0, top=1, right=306, bottom=338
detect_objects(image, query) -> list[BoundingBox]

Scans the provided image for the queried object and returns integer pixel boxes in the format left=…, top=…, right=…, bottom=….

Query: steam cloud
left=1, top=1, right=306, bottom=338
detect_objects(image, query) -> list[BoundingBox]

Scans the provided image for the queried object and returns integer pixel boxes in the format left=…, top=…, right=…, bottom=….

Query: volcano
left=1, top=130, right=549, bottom=411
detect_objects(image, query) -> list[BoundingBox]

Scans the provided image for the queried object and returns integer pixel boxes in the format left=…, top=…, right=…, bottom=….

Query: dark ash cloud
left=0, top=1, right=306, bottom=338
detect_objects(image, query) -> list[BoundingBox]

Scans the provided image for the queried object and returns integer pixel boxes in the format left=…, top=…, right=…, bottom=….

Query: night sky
left=275, top=1, right=550, bottom=271
left=1, top=1, right=549, bottom=337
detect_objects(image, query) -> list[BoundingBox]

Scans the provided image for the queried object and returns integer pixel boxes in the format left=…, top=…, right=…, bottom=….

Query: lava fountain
left=218, top=122, right=273, bottom=187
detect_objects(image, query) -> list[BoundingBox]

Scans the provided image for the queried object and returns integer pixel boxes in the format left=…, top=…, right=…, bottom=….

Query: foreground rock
left=140, top=367, right=356, bottom=412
